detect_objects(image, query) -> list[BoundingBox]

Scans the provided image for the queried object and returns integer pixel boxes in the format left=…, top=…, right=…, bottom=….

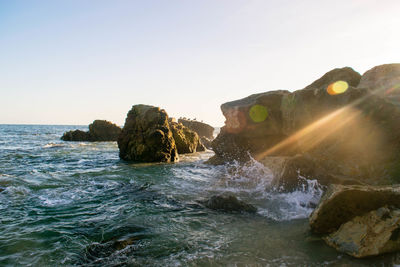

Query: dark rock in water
left=210, top=65, right=400, bottom=189
left=88, top=120, right=121, bottom=141
left=61, top=120, right=121, bottom=142
left=169, top=120, right=205, bottom=154
left=61, top=129, right=91, bottom=141
left=178, top=118, right=214, bottom=140
left=203, top=193, right=257, bottom=213
left=324, top=206, right=400, bottom=258
left=118, top=105, right=179, bottom=162
left=309, top=184, right=400, bottom=234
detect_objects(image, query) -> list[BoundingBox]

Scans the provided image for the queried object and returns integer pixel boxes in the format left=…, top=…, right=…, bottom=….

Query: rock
left=358, top=64, right=400, bottom=104
left=61, top=120, right=121, bottom=142
left=178, top=118, right=214, bottom=140
left=203, top=192, right=257, bottom=213
left=309, top=184, right=400, bottom=234
left=61, top=129, right=91, bottom=141
left=324, top=206, right=400, bottom=258
left=88, top=120, right=121, bottom=141
left=200, top=137, right=212, bottom=149
left=118, top=105, right=179, bottom=162
left=210, top=65, right=400, bottom=189
left=169, top=121, right=204, bottom=154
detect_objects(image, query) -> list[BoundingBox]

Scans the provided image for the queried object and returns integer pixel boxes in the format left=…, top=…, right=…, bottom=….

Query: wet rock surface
left=202, top=193, right=257, bottom=213
left=118, top=105, right=178, bottom=162
left=169, top=121, right=205, bottom=154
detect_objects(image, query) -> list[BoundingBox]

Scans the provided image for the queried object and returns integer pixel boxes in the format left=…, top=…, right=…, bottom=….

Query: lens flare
left=327, top=81, right=349, bottom=95
left=249, top=105, right=268, bottom=123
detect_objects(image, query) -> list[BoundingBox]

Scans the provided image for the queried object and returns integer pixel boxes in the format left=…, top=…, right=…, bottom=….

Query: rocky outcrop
left=61, top=120, right=121, bottom=142
left=178, top=118, right=214, bottom=140
left=169, top=121, right=205, bottom=154
left=324, top=206, right=400, bottom=258
left=309, top=184, right=400, bottom=234
left=210, top=64, right=400, bottom=189
left=88, top=120, right=121, bottom=141
left=202, top=192, right=257, bottom=213
left=118, top=105, right=179, bottom=162
left=61, top=129, right=91, bottom=141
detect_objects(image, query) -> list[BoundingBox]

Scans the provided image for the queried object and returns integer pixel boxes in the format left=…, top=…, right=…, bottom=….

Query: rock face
left=178, top=119, right=214, bottom=140
left=324, top=207, right=400, bottom=258
left=118, top=105, right=179, bottom=162
left=169, top=121, right=205, bottom=154
left=61, top=120, right=121, bottom=142
left=210, top=64, right=400, bottom=188
left=203, top=193, right=257, bottom=213
left=309, top=184, right=400, bottom=234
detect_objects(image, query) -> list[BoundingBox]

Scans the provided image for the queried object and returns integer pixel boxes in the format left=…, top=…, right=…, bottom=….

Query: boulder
left=61, top=120, right=121, bottom=142
left=169, top=121, right=205, bottom=154
left=178, top=118, right=214, bottom=140
left=88, top=120, right=121, bottom=141
left=61, top=129, right=91, bottom=141
left=118, top=105, right=179, bottom=162
left=309, top=184, right=400, bottom=234
left=203, top=192, right=257, bottom=213
left=324, top=206, right=400, bottom=258
left=210, top=65, right=400, bottom=188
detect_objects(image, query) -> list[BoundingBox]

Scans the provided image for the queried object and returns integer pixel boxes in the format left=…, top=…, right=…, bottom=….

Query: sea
left=0, top=124, right=399, bottom=266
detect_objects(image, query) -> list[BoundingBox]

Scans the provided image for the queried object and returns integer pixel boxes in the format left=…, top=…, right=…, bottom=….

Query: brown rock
left=169, top=121, right=204, bottom=154
left=309, top=184, right=400, bottom=234
left=178, top=118, right=214, bottom=140
left=118, top=105, right=178, bottom=162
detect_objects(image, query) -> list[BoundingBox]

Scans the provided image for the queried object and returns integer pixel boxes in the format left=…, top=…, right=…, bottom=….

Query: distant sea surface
left=0, top=125, right=398, bottom=266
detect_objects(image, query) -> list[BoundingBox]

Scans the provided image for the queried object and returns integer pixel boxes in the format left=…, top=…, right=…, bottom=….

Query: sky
left=1, top=0, right=399, bottom=127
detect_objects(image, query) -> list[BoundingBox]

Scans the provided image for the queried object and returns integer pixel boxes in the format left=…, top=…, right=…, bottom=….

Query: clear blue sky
left=1, top=0, right=399, bottom=126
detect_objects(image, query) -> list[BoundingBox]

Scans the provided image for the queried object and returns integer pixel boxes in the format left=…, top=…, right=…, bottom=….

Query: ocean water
left=0, top=124, right=399, bottom=266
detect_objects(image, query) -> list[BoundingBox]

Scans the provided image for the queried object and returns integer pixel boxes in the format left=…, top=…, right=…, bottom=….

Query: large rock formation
left=309, top=184, right=400, bottom=234
left=169, top=120, right=205, bottom=154
left=118, top=105, right=179, bottom=162
left=178, top=118, right=214, bottom=140
left=324, top=206, right=400, bottom=258
left=210, top=64, right=400, bottom=188
left=61, top=120, right=121, bottom=142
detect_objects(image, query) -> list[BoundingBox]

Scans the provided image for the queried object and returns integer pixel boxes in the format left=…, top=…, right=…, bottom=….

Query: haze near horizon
left=1, top=0, right=399, bottom=127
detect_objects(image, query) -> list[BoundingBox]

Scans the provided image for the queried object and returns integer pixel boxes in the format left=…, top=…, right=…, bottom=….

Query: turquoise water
left=0, top=125, right=399, bottom=266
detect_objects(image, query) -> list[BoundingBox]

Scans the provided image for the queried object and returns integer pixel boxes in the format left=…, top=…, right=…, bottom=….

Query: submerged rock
left=118, top=105, right=178, bottom=162
left=309, top=184, right=400, bottom=234
left=209, top=64, right=400, bottom=189
left=324, top=206, right=400, bottom=258
left=203, top=193, right=257, bottom=213
left=61, top=120, right=121, bottom=142
left=169, top=121, right=205, bottom=154
left=178, top=118, right=214, bottom=140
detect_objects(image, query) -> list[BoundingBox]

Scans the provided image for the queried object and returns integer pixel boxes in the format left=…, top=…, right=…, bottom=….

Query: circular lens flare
left=327, top=81, right=349, bottom=95
left=249, top=104, right=268, bottom=123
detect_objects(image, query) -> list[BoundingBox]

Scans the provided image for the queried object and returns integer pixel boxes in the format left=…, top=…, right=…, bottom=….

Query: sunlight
left=327, top=81, right=349, bottom=95
left=249, top=104, right=268, bottom=123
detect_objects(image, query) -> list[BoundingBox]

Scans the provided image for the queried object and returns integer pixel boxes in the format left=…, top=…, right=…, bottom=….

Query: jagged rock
left=61, top=120, right=121, bottom=142
left=203, top=192, right=257, bottom=213
left=118, top=105, right=178, bottom=162
left=324, top=206, right=400, bottom=258
left=210, top=65, right=400, bottom=189
left=61, top=129, right=91, bottom=141
left=200, top=136, right=212, bottom=149
left=169, top=121, right=205, bottom=154
left=88, top=120, right=121, bottom=141
left=178, top=118, right=214, bottom=140
left=309, top=184, right=400, bottom=234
